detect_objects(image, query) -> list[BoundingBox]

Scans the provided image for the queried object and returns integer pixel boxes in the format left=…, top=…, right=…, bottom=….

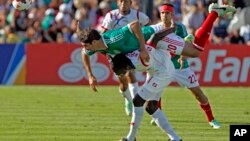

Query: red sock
left=200, top=102, right=214, bottom=122
left=157, top=98, right=162, bottom=110
left=194, top=11, right=218, bottom=51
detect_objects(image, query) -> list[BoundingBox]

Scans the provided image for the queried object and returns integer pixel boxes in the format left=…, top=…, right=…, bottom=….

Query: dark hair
left=77, top=28, right=101, bottom=44
left=161, top=3, right=174, bottom=8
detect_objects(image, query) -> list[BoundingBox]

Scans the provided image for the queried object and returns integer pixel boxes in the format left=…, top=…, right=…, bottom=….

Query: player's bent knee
left=145, top=101, right=158, bottom=115
left=133, top=94, right=146, bottom=107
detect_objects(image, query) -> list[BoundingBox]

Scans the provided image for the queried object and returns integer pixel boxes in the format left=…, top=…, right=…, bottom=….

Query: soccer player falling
left=78, top=3, right=236, bottom=141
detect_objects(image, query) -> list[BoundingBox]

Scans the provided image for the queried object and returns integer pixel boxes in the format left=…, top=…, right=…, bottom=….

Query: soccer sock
left=194, top=11, right=218, bottom=51
left=128, top=82, right=139, bottom=99
left=120, top=88, right=132, bottom=102
left=157, top=98, right=162, bottom=110
left=152, top=109, right=181, bottom=141
left=199, top=102, right=214, bottom=122
left=127, top=106, right=144, bottom=141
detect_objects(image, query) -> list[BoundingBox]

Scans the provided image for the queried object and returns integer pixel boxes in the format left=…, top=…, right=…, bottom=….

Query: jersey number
left=167, top=45, right=177, bottom=54
left=188, top=74, right=197, bottom=84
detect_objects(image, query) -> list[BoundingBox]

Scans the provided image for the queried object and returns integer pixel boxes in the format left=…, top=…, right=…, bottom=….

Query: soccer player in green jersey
left=82, top=0, right=150, bottom=116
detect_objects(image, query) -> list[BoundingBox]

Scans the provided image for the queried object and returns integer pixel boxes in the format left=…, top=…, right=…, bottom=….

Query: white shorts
left=136, top=48, right=175, bottom=101
left=173, top=68, right=199, bottom=88
left=156, top=33, right=185, bottom=55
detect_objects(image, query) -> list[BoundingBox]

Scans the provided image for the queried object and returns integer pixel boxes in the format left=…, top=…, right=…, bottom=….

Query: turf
left=0, top=86, right=249, bottom=141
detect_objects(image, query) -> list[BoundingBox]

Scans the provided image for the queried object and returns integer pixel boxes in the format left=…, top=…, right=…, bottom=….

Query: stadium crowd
left=0, top=0, right=249, bottom=45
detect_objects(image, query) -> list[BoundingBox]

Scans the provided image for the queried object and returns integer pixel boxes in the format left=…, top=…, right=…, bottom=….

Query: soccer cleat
left=120, top=137, right=136, bottom=141
left=208, top=3, right=236, bottom=17
left=150, top=119, right=157, bottom=126
left=209, top=119, right=221, bottom=129
left=125, top=99, right=133, bottom=116
left=168, top=139, right=182, bottom=141
left=184, top=34, right=194, bottom=43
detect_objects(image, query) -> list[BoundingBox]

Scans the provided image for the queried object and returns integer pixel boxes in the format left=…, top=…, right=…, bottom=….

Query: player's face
left=81, top=42, right=95, bottom=51
left=117, top=0, right=132, bottom=14
left=160, top=11, right=173, bottom=23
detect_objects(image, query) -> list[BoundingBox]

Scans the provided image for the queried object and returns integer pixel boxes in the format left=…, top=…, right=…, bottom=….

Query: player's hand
left=88, top=75, right=98, bottom=92
left=140, top=49, right=150, bottom=64
left=178, top=56, right=185, bottom=70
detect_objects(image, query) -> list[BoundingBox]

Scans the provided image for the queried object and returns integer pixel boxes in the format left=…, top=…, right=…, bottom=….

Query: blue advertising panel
left=0, top=43, right=25, bottom=84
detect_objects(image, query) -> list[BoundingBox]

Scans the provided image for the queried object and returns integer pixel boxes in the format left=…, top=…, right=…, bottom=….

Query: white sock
left=128, top=82, right=139, bottom=99
left=119, top=88, right=132, bottom=102
left=152, top=109, right=181, bottom=141
left=127, top=106, right=144, bottom=141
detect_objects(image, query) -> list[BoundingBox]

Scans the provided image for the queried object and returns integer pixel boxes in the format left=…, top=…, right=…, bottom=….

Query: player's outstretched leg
left=193, top=3, right=236, bottom=51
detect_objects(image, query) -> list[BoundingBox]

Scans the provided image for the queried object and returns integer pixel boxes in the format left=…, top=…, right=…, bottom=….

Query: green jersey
left=84, top=25, right=155, bottom=56
left=171, top=22, right=189, bottom=69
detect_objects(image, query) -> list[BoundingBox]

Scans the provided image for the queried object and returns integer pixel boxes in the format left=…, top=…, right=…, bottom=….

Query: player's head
left=117, top=0, right=132, bottom=15
left=159, top=3, right=174, bottom=23
left=77, top=27, right=101, bottom=51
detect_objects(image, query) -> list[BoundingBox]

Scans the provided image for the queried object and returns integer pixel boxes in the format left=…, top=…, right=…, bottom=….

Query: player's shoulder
left=175, top=22, right=186, bottom=28
left=106, top=9, right=119, bottom=18
left=109, top=9, right=119, bottom=14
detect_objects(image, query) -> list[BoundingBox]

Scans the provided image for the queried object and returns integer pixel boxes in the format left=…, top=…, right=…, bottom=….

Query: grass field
left=0, top=86, right=250, bottom=141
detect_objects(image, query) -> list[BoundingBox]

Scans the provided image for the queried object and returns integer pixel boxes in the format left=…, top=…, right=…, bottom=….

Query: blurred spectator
left=182, top=1, right=205, bottom=34
left=229, top=29, right=245, bottom=44
left=42, top=8, right=55, bottom=31
left=56, top=32, right=65, bottom=43
left=151, top=7, right=161, bottom=24
left=95, top=0, right=112, bottom=32
left=0, top=0, right=249, bottom=46
left=4, top=26, right=20, bottom=43
left=211, top=17, right=229, bottom=44
left=41, top=22, right=57, bottom=42
left=22, top=27, right=36, bottom=43
left=55, top=3, right=72, bottom=28
left=240, top=24, right=250, bottom=45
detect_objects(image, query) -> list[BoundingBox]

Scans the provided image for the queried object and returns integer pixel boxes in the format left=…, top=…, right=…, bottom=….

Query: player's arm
left=81, top=49, right=98, bottom=92
left=147, top=26, right=176, bottom=46
left=76, top=21, right=98, bottom=92
left=129, top=21, right=149, bottom=62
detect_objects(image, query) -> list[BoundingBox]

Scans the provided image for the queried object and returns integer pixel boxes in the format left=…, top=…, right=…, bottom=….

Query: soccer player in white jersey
left=78, top=3, right=236, bottom=140
left=150, top=3, right=221, bottom=129
left=82, top=0, right=150, bottom=116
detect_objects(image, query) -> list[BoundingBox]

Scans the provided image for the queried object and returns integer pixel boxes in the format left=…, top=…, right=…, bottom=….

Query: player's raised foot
left=208, top=3, right=236, bottom=17
left=125, top=99, right=132, bottom=116
left=184, top=34, right=194, bottom=43
left=209, top=119, right=221, bottom=129
left=150, top=119, right=157, bottom=126
left=120, top=137, right=136, bottom=141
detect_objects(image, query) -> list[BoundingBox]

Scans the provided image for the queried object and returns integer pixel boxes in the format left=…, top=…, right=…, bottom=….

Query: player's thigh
left=125, top=70, right=137, bottom=83
left=182, top=42, right=201, bottom=57
left=139, top=74, right=172, bottom=101
left=174, top=68, right=199, bottom=88
left=117, top=75, right=128, bottom=91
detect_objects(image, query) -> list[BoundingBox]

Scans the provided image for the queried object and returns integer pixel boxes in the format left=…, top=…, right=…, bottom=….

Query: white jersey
left=101, top=8, right=149, bottom=30
left=126, top=45, right=172, bottom=73
left=151, top=23, right=199, bottom=88
left=126, top=45, right=174, bottom=101
left=150, top=23, right=186, bottom=55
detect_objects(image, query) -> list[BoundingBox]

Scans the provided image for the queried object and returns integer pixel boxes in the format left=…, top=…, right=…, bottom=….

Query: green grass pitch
left=0, top=86, right=250, bottom=141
